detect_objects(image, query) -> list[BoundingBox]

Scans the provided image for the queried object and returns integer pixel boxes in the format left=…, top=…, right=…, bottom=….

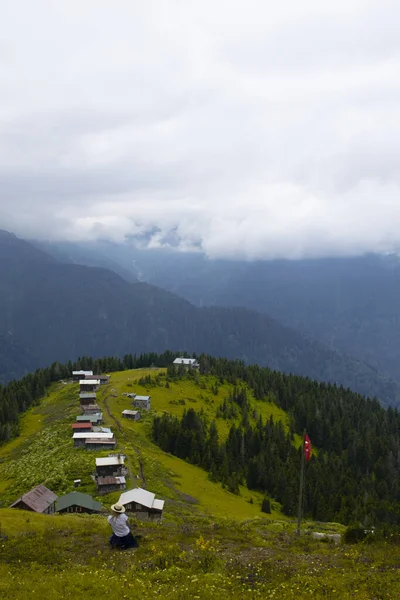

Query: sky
left=1, top=0, right=400, bottom=260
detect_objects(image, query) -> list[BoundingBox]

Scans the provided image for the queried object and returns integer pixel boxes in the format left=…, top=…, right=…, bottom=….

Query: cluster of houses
left=71, top=370, right=117, bottom=451
left=8, top=359, right=201, bottom=522
left=10, top=480, right=165, bottom=521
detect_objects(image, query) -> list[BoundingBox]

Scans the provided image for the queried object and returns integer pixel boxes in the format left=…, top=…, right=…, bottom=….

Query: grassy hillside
left=0, top=369, right=286, bottom=519
left=1, top=369, right=400, bottom=598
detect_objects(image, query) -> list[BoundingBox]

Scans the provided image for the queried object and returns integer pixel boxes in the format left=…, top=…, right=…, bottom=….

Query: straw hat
left=110, top=503, right=125, bottom=514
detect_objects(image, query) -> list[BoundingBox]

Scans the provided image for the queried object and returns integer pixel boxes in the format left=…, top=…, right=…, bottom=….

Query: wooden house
left=173, top=358, right=199, bottom=370
left=73, top=432, right=114, bottom=448
left=71, top=422, right=92, bottom=433
left=93, top=374, right=110, bottom=386
left=133, top=395, right=151, bottom=411
left=118, top=487, right=165, bottom=520
left=122, top=409, right=141, bottom=420
left=72, top=370, right=93, bottom=383
left=55, top=491, right=102, bottom=514
left=85, top=437, right=117, bottom=450
left=79, top=379, right=100, bottom=393
left=82, top=404, right=100, bottom=415
left=79, top=391, right=97, bottom=406
left=10, top=484, right=58, bottom=514
left=76, top=413, right=103, bottom=425
left=96, top=476, right=126, bottom=495
left=95, top=455, right=127, bottom=477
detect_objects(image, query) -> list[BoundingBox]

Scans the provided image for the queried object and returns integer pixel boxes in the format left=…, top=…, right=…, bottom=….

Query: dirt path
left=102, top=389, right=146, bottom=489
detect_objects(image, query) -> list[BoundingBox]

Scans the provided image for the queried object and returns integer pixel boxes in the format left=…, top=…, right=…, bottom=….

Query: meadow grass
left=0, top=507, right=399, bottom=600
left=1, top=369, right=399, bottom=598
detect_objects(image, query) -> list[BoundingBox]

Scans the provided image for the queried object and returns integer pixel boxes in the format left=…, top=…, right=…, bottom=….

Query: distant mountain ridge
left=38, top=240, right=400, bottom=382
left=2, top=230, right=400, bottom=406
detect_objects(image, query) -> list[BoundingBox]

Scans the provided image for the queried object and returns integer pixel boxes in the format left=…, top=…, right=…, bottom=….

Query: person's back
left=108, top=513, right=130, bottom=537
left=107, top=503, right=138, bottom=550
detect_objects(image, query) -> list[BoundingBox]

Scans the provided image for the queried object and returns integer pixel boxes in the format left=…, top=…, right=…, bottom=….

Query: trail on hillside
left=102, top=389, right=146, bottom=489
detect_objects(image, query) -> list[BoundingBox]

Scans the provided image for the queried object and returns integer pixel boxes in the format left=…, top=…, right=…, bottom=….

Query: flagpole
left=296, top=429, right=306, bottom=537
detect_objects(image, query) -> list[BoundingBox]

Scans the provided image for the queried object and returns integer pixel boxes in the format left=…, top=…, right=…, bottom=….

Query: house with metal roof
left=73, top=432, right=114, bottom=447
left=55, top=491, right=102, bottom=514
left=79, top=379, right=100, bottom=392
left=118, top=487, right=165, bottom=520
left=79, top=391, right=97, bottom=406
left=10, top=484, right=58, bottom=514
left=93, top=374, right=110, bottom=385
left=133, top=395, right=151, bottom=410
left=173, top=357, right=199, bottom=369
left=76, top=413, right=103, bottom=424
left=82, top=404, right=101, bottom=415
left=85, top=437, right=117, bottom=450
left=71, top=422, right=93, bottom=432
left=72, top=370, right=93, bottom=382
left=122, top=409, right=141, bottom=420
left=97, top=476, right=126, bottom=495
left=95, top=455, right=127, bottom=477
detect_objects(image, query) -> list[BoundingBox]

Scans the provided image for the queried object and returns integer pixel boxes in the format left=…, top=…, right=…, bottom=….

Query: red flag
left=304, top=433, right=312, bottom=462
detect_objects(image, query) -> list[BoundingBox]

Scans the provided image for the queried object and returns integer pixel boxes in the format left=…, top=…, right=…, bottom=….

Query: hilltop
left=1, top=365, right=400, bottom=599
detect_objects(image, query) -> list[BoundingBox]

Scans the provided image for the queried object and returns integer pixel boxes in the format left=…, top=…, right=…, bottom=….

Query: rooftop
left=56, top=492, right=101, bottom=512
left=119, top=487, right=155, bottom=509
left=122, top=410, right=140, bottom=416
left=173, top=358, right=199, bottom=366
left=76, top=414, right=102, bottom=422
left=71, top=423, right=92, bottom=429
left=73, top=432, right=114, bottom=439
left=72, top=370, right=93, bottom=376
left=134, top=395, right=151, bottom=401
left=152, top=499, right=165, bottom=511
left=97, top=476, right=126, bottom=486
left=86, top=438, right=116, bottom=445
left=95, top=456, right=125, bottom=467
left=79, top=379, right=100, bottom=386
left=79, top=392, right=97, bottom=399
left=10, top=484, right=58, bottom=513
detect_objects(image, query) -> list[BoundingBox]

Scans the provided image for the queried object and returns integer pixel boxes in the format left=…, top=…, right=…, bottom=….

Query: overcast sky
left=1, top=0, right=400, bottom=260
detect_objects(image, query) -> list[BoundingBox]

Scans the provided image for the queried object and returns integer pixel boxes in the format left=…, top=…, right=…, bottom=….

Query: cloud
left=1, top=0, right=400, bottom=259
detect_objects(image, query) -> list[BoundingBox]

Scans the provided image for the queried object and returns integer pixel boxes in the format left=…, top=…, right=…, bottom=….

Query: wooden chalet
left=85, top=437, right=117, bottom=450
left=173, top=358, right=199, bottom=370
left=10, top=484, right=58, bottom=514
left=72, top=370, right=93, bottom=383
left=71, top=422, right=92, bottom=433
left=122, top=409, right=141, bottom=420
left=96, top=476, right=126, bottom=495
left=73, top=432, right=114, bottom=448
left=79, top=391, right=97, bottom=406
left=56, top=491, right=102, bottom=514
left=133, top=395, right=151, bottom=410
left=93, top=374, right=110, bottom=385
left=76, top=413, right=103, bottom=425
left=95, top=455, right=127, bottom=477
left=82, top=404, right=100, bottom=415
left=118, top=487, right=164, bottom=520
left=79, top=379, right=100, bottom=393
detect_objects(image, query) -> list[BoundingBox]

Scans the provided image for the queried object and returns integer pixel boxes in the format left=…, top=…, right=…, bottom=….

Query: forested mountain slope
left=1, top=230, right=400, bottom=405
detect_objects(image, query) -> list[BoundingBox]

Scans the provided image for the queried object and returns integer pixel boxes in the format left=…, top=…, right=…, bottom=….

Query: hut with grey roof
left=10, top=484, right=58, bottom=514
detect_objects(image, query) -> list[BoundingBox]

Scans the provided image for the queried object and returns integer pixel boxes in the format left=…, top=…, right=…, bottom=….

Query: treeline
left=160, top=359, right=400, bottom=526
left=0, top=350, right=182, bottom=444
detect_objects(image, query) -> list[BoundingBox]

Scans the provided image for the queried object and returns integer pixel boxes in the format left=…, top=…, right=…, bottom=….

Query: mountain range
left=1, top=229, right=399, bottom=406
left=32, top=239, right=400, bottom=382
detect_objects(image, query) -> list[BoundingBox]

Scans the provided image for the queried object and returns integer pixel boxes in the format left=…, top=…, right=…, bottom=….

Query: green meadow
left=1, top=368, right=400, bottom=599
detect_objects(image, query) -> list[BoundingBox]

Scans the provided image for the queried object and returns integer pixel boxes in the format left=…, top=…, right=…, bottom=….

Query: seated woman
left=107, top=503, right=138, bottom=550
